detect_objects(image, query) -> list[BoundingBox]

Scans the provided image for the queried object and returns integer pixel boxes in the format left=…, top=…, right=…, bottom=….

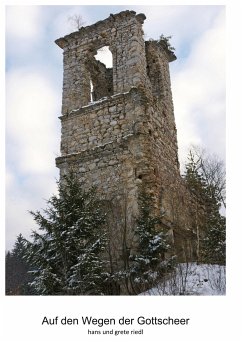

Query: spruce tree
left=24, top=173, right=109, bottom=295
left=5, top=234, right=34, bottom=295
left=202, top=209, right=226, bottom=264
left=184, top=150, right=207, bottom=199
left=201, top=183, right=226, bottom=265
left=129, top=192, right=172, bottom=292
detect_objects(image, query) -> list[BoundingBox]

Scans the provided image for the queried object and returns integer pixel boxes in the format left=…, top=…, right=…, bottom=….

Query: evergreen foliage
left=184, top=151, right=207, bottom=199
left=158, top=34, right=175, bottom=51
left=5, top=234, right=34, bottom=295
left=202, top=211, right=226, bottom=264
left=129, top=192, right=173, bottom=289
left=24, top=172, right=109, bottom=295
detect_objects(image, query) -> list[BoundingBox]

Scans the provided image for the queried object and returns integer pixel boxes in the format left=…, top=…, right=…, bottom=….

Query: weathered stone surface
left=55, top=10, right=205, bottom=277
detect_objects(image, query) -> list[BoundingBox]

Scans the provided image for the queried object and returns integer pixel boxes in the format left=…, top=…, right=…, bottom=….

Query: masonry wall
left=56, top=87, right=150, bottom=222
left=55, top=10, right=205, bottom=275
left=59, top=91, right=137, bottom=155
left=56, top=10, right=150, bottom=114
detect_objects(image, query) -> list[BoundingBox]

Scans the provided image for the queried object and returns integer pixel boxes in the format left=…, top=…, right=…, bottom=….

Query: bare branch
left=188, top=145, right=226, bottom=208
left=67, top=14, right=85, bottom=30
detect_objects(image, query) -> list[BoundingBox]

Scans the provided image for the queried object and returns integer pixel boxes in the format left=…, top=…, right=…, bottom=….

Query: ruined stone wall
left=59, top=92, right=135, bottom=155
left=88, top=60, right=113, bottom=101
left=56, top=87, right=150, bottom=215
left=55, top=10, right=205, bottom=268
left=146, top=41, right=178, bottom=142
left=56, top=10, right=150, bottom=114
left=56, top=87, right=151, bottom=273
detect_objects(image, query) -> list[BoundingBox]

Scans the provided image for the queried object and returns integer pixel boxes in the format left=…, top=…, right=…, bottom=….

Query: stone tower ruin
left=55, top=10, right=202, bottom=267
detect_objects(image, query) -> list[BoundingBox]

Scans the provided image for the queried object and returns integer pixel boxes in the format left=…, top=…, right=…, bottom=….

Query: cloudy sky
left=5, top=5, right=225, bottom=250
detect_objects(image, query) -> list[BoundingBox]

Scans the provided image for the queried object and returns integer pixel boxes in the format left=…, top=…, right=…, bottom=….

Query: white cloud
left=5, top=6, right=64, bottom=251
left=5, top=66, right=61, bottom=250
left=6, top=67, right=60, bottom=174
left=171, top=9, right=225, bottom=166
left=139, top=5, right=221, bottom=52
left=51, top=6, right=92, bottom=38
left=95, top=46, right=113, bottom=68
left=6, top=6, right=43, bottom=40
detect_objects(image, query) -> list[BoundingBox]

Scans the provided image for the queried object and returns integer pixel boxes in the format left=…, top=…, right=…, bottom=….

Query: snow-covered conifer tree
left=129, top=192, right=172, bottom=293
left=24, top=173, right=109, bottom=295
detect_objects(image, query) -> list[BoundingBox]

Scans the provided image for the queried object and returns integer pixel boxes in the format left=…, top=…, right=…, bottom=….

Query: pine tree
left=129, top=192, right=172, bottom=292
left=24, top=173, right=109, bottom=295
left=201, top=182, right=226, bottom=265
left=5, top=234, right=34, bottom=295
left=202, top=209, right=226, bottom=264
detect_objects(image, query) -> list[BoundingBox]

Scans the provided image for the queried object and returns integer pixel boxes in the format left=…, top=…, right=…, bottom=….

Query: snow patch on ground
left=139, top=263, right=226, bottom=296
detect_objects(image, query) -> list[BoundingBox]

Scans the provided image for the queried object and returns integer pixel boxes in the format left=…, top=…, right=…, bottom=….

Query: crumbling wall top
left=55, top=10, right=146, bottom=49
left=56, top=10, right=149, bottom=112
left=145, top=40, right=176, bottom=62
